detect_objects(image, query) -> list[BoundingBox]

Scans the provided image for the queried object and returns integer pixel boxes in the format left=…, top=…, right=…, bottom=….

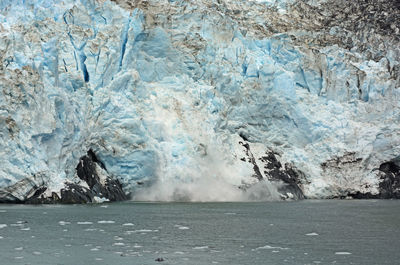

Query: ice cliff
left=0, top=0, right=399, bottom=202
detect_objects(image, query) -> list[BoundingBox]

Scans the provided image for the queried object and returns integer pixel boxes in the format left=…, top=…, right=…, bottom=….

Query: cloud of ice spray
left=131, top=143, right=283, bottom=202
left=132, top=178, right=283, bottom=202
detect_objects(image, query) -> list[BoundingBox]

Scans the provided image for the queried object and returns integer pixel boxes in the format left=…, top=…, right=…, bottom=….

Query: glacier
left=0, top=0, right=399, bottom=202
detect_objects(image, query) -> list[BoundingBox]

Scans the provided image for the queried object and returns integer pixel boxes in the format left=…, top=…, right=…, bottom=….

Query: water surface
left=0, top=200, right=399, bottom=264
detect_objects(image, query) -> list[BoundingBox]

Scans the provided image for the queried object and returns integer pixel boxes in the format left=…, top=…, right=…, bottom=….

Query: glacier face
left=0, top=0, right=399, bottom=202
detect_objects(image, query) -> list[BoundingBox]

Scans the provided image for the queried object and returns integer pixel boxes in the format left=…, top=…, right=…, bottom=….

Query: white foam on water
left=122, top=223, right=134, bottom=226
left=100, top=205, right=108, bottom=208
left=0, top=236, right=3, bottom=239
left=85, top=228, right=97, bottom=231
left=0, top=210, right=7, bottom=213
left=33, top=251, right=42, bottom=255
left=65, top=244, right=72, bottom=247
left=63, top=229, right=68, bottom=232
left=0, top=224, right=7, bottom=229
left=77, top=222, right=93, bottom=225
left=58, top=221, right=71, bottom=226
left=14, top=257, right=23, bottom=259
left=91, top=248, right=100, bottom=251
left=14, top=247, right=23, bottom=251
left=272, top=250, right=280, bottom=253
left=20, top=227, right=30, bottom=231
left=114, top=236, right=124, bottom=241
left=224, top=213, right=237, bottom=215
left=133, top=244, right=142, bottom=248
left=178, top=226, right=189, bottom=230
left=95, top=258, right=103, bottom=261
left=175, top=251, right=184, bottom=255
left=113, top=242, right=125, bottom=246
left=306, top=232, right=319, bottom=236
left=98, top=220, right=115, bottom=224
left=335, top=252, right=352, bottom=255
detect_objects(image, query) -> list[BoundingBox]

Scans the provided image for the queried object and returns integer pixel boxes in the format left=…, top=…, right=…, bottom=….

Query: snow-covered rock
left=0, top=0, right=399, bottom=202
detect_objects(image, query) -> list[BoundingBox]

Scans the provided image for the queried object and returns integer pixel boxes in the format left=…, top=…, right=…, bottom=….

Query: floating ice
left=77, top=222, right=93, bottom=225
left=97, top=220, right=115, bottom=224
left=253, top=245, right=290, bottom=251
left=193, top=246, right=209, bottom=250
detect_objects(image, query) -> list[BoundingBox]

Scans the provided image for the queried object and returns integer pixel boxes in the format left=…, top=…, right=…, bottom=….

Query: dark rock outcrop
left=377, top=161, right=400, bottom=199
left=334, top=159, right=400, bottom=199
left=1, top=150, right=128, bottom=204
left=259, top=151, right=305, bottom=200
left=75, top=149, right=127, bottom=202
left=239, top=141, right=263, bottom=181
left=239, top=140, right=305, bottom=200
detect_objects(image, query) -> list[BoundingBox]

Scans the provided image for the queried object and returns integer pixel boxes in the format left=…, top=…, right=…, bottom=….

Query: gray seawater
left=0, top=200, right=399, bottom=265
